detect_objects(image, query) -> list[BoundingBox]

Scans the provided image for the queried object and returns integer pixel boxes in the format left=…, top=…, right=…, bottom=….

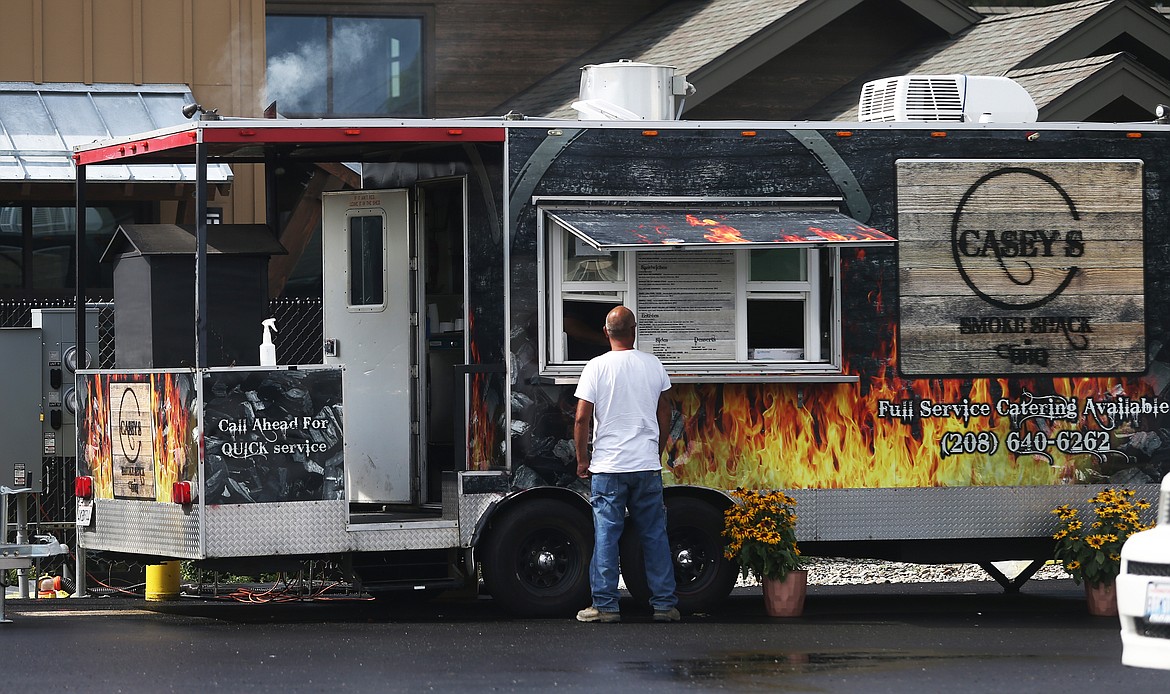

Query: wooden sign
left=109, top=381, right=156, bottom=500
left=897, top=160, right=1144, bottom=375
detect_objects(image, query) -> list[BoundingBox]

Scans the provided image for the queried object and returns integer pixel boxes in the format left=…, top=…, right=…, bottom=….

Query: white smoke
left=265, top=38, right=329, bottom=114
left=265, top=21, right=382, bottom=114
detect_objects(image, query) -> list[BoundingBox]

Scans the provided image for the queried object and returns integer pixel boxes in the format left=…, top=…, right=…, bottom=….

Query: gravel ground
left=736, top=558, right=1072, bottom=587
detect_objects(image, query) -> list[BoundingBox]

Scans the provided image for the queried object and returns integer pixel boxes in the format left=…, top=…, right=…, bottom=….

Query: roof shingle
left=497, top=0, right=809, bottom=118
left=806, top=0, right=1117, bottom=119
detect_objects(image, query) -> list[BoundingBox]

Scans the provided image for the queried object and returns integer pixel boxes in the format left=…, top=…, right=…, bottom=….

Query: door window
left=348, top=213, right=385, bottom=309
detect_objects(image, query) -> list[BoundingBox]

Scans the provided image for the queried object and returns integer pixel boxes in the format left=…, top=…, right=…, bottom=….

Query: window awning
left=0, top=82, right=232, bottom=184
left=546, top=208, right=895, bottom=249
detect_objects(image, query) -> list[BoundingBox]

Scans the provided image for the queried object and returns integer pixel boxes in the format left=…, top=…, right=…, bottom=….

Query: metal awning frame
left=73, top=118, right=507, bottom=371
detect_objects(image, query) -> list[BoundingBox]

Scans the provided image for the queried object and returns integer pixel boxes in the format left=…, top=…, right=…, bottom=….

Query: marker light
left=74, top=476, right=94, bottom=500
left=172, top=481, right=194, bottom=505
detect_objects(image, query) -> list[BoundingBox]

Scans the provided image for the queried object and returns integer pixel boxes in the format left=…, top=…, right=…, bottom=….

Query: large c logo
left=950, top=167, right=1080, bottom=310
left=118, top=386, right=141, bottom=463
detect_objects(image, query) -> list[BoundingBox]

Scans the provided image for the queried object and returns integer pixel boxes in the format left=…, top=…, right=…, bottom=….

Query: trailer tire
left=620, top=496, right=737, bottom=614
left=480, top=498, right=593, bottom=617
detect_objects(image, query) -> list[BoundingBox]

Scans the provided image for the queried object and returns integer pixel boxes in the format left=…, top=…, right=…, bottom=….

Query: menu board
left=636, top=250, right=736, bottom=360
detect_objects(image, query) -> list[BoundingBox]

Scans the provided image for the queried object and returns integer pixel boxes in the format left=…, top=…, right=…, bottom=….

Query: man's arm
left=657, top=393, right=671, bottom=456
left=574, top=399, right=594, bottom=478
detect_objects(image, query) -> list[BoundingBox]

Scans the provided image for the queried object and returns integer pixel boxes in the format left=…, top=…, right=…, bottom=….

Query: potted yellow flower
left=1052, top=487, right=1152, bottom=616
left=723, top=488, right=806, bottom=616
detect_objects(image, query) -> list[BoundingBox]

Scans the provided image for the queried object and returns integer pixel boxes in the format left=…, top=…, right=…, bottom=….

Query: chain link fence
left=1, top=296, right=322, bottom=364
left=3, top=296, right=324, bottom=589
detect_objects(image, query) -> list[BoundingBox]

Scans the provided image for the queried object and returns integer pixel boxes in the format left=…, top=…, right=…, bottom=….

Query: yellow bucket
left=145, top=561, right=181, bottom=601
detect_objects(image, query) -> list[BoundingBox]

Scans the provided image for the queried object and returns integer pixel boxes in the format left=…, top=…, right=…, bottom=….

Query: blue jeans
left=589, top=470, right=677, bottom=612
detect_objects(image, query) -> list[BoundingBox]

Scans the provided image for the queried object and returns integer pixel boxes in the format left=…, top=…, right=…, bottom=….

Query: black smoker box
left=100, top=224, right=286, bottom=369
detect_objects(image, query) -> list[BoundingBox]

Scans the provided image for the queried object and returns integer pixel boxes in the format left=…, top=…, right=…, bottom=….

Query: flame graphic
left=853, top=225, right=891, bottom=241
left=151, top=372, right=196, bottom=502
left=686, top=214, right=749, bottom=243
left=80, top=374, right=113, bottom=498
left=663, top=279, right=1152, bottom=490
left=806, top=226, right=848, bottom=242
left=467, top=314, right=497, bottom=470
left=81, top=372, right=196, bottom=501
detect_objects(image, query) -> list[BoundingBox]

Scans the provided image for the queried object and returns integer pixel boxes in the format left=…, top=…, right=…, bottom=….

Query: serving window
left=538, top=203, right=895, bottom=380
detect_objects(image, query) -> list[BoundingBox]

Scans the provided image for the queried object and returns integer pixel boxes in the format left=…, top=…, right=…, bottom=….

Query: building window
left=266, top=14, right=423, bottom=116
left=542, top=214, right=841, bottom=376
left=0, top=204, right=137, bottom=296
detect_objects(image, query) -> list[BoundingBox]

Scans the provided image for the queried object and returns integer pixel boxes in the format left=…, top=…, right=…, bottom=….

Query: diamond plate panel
left=349, top=523, right=461, bottom=552
left=205, top=501, right=349, bottom=556
left=459, top=493, right=502, bottom=547
left=458, top=472, right=508, bottom=546
left=203, top=501, right=462, bottom=556
left=79, top=499, right=201, bottom=558
left=788, top=484, right=1160, bottom=542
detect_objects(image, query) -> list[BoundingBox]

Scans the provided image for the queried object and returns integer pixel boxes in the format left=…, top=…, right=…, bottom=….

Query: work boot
left=576, top=606, right=620, bottom=623
left=652, top=607, right=681, bottom=622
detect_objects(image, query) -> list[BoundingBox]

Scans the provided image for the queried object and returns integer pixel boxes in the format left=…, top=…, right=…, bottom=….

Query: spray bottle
left=260, top=318, right=278, bottom=366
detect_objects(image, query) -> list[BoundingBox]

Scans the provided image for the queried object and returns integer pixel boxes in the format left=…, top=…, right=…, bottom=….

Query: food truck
left=68, top=83, right=1168, bottom=615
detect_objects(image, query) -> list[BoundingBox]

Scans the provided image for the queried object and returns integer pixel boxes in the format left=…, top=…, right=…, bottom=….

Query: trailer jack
left=978, top=560, right=1047, bottom=593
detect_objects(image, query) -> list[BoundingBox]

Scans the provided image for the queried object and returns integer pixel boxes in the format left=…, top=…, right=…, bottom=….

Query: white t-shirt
left=574, top=349, right=671, bottom=473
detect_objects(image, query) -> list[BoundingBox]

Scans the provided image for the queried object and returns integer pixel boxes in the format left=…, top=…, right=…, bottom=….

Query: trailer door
left=322, top=190, right=414, bottom=505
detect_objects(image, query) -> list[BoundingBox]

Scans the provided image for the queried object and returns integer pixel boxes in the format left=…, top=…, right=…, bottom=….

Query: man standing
left=573, top=306, right=679, bottom=623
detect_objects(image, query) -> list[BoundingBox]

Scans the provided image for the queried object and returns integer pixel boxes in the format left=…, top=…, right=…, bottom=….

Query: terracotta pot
left=762, top=569, right=807, bottom=617
left=1084, top=581, right=1118, bottom=617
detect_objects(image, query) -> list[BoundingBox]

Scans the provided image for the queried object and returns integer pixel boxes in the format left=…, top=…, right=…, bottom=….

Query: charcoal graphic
left=202, top=369, right=344, bottom=504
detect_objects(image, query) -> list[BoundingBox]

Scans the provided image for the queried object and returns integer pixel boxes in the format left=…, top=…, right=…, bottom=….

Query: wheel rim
left=671, top=527, right=717, bottom=592
left=515, top=527, right=580, bottom=592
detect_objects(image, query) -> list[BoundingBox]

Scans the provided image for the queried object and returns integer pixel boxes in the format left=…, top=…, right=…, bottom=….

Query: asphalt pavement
left=3, top=579, right=1167, bottom=692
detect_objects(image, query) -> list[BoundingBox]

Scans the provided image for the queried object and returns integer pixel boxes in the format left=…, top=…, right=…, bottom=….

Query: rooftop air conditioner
left=858, top=75, right=1037, bottom=123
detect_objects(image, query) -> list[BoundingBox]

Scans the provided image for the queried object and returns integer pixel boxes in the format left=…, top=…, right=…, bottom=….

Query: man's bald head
left=604, top=306, right=636, bottom=346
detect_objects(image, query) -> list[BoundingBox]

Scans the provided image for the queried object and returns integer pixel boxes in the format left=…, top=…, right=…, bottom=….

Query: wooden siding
left=0, top=0, right=266, bottom=225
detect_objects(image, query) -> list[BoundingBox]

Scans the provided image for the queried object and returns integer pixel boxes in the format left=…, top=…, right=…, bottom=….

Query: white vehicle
left=1118, top=473, right=1170, bottom=669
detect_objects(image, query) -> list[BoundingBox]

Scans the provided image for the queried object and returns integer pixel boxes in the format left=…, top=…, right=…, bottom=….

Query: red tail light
left=172, top=481, right=193, bottom=505
left=74, top=476, right=94, bottom=499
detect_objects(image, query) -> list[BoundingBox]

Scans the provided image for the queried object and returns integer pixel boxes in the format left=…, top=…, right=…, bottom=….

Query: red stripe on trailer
left=200, top=125, right=506, bottom=145
left=74, top=125, right=507, bottom=165
left=73, top=129, right=200, bottom=166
